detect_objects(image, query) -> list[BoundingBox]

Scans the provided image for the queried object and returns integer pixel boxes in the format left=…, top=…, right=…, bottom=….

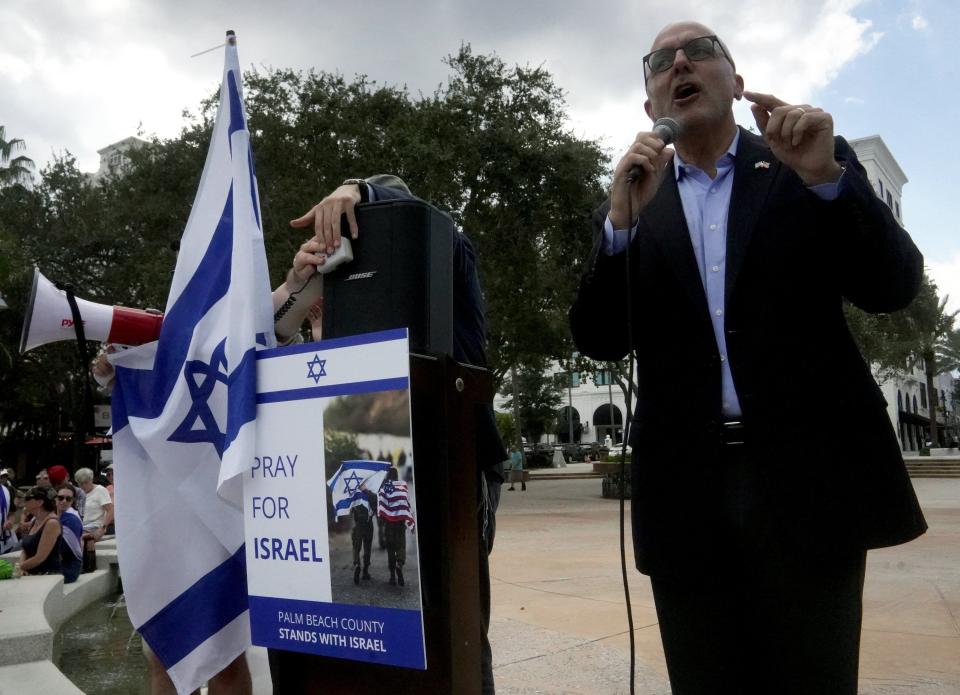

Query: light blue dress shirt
left=602, top=131, right=842, bottom=419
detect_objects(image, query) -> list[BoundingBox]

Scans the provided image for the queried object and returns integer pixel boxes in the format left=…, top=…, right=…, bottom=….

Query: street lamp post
left=607, top=364, right=616, bottom=443
left=567, top=351, right=579, bottom=445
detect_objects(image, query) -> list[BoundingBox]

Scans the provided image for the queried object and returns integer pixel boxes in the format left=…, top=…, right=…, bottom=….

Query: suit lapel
left=640, top=168, right=712, bottom=323
left=725, top=128, right=778, bottom=307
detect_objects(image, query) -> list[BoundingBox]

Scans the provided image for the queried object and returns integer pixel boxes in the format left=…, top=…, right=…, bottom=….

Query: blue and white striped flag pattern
left=109, top=33, right=274, bottom=695
left=327, top=460, right=391, bottom=519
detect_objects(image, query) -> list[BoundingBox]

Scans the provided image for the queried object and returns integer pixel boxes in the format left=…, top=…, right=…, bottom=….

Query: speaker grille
left=322, top=199, right=454, bottom=356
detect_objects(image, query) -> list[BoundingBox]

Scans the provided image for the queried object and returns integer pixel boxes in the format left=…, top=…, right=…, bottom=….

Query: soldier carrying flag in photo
left=378, top=467, right=415, bottom=587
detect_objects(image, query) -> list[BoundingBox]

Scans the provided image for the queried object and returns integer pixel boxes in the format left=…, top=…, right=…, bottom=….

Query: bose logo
left=346, top=272, right=377, bottom=281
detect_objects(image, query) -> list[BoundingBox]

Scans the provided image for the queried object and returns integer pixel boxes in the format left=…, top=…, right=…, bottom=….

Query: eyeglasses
left=57, top=495, right=74, bottom=502
left=36, top=474, right=49, bottom=480
left=643, top=35, right=730, bottom=78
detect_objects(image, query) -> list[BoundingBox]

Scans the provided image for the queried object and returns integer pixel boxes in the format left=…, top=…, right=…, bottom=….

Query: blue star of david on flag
left=327, top=460, right=392, bottom=520
left=168, top=338, right=231, bottom=458
left=306, top=354, right=327, bottom=384
left=341, top=471, right=364, bottom=495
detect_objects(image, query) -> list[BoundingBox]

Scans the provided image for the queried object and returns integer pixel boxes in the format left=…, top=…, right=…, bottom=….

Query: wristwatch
left=341, top=178, right=370, bottom=204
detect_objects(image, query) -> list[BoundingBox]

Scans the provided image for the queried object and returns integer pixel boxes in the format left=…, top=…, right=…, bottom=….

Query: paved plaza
left=488, top=474, right=960, bottom=695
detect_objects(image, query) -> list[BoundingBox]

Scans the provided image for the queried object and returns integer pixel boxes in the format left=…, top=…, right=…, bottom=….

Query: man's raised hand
left=744, top=91, right=842, bottom=186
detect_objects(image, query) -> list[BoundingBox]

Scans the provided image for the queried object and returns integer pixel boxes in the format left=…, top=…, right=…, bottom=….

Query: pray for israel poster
left=244, top=329, right=425, bottom=669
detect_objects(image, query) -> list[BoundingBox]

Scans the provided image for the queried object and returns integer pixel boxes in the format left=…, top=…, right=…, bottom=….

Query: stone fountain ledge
left=0, top=538, right=119, bottom=693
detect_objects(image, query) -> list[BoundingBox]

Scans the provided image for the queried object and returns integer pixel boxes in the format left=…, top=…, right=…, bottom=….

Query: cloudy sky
left=2, top=0, right=957, bottom=308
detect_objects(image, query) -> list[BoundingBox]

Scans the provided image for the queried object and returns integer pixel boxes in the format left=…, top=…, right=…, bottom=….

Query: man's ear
left=644, top=99, right=654, bottom=121
left=734, top=74, right=744, bottom=100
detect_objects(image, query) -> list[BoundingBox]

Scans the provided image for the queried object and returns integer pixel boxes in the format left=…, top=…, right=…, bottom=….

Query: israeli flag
left=109, top=32, right=275, bottom=695
left=327, top=460, right=392, bottom=519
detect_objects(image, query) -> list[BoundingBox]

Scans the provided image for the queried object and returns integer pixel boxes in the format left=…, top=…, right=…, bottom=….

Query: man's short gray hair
left=75, top=467, right=94, bottom=484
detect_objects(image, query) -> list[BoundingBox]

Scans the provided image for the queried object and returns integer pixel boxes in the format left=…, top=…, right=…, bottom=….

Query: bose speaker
left=322, top=199, right=454, bottom=356
left=19, top=267, right=164, bottom=353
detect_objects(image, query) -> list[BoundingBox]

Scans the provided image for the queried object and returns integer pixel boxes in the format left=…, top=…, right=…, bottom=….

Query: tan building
left=89, top=136, right=148, bottom=181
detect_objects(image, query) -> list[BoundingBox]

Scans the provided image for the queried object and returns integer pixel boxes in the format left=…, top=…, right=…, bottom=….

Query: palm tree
left=935, top=326, right=960, bottom=445
left=909, top=279, right=959, bottom=447
left=937, top=330, right=960, bottom=374
left=0, top=125, right=34, bottom=186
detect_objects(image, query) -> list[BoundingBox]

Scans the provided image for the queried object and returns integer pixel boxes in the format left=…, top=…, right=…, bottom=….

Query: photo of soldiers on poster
left=325, top=389, right=420, bottom=610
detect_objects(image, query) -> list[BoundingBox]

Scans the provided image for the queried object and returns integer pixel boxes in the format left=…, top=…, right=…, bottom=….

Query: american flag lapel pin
left=755, top=160, right=771, bottom=169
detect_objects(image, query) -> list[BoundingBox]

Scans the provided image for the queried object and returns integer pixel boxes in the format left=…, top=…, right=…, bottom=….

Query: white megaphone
left=19, top=267, right=164, bottom=353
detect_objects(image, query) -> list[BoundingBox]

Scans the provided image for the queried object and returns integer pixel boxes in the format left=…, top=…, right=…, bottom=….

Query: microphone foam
left=652, top=117, right=680, bottom=146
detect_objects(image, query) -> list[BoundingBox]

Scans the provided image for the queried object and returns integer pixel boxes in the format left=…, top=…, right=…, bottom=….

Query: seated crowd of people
left=0, top=463, right=114, bottom=583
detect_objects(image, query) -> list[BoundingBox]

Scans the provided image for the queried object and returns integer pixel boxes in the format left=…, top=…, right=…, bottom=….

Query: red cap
left=48, top=465, right=69, bottom=486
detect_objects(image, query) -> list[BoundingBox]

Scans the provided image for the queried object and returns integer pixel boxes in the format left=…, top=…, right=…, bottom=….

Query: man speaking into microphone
left=570, top=20, right=927, bottom=695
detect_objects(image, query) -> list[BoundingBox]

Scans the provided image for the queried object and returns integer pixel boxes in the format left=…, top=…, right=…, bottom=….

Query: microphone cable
left=617, top=122, right=675, bottom=693
left=618, top=179, right=639, bottom=695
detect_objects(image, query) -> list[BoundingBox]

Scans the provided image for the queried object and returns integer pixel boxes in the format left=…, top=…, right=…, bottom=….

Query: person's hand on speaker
left=289, top=184, right=362, bottom=257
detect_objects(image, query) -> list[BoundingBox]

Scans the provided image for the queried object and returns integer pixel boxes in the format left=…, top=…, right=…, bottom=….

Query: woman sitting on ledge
left=56, top=484, right=83, bottom=583
left=19, top=486, right=62, bottom=577
left=76, top=467, right=113, bottom=573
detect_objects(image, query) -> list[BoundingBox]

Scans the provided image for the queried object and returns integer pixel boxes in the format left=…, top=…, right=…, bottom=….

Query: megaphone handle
left=274, top=273, right=324, bottom=343
left=62, top=287, right=95, bottom=436
left=62, top=287, right=88, bottom=346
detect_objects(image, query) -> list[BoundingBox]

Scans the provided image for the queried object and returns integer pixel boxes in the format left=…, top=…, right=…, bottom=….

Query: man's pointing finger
left=742, top=91, right=788, bottom=110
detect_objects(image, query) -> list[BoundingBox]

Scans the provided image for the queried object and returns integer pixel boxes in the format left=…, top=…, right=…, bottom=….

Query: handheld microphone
left=627, top=117, right=681, bottom=182
left=652, top=116, right=680, bottom=146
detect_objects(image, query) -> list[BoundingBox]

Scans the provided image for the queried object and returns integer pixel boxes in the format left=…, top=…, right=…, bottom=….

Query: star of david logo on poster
left=341, top=471, right=364, bottom=495
left=306, top=354, right=327, bottom=384
left=168, top=338, right=230, bottom=458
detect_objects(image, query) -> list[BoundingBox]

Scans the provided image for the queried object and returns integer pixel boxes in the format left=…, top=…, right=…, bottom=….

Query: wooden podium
left=268, top=353, right=488, bottom=694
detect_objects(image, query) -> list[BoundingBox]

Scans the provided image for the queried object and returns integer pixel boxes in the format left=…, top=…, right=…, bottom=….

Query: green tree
left=937, top=327, right=960, bottom=374
left=934, top=319, right=960, bottom=443
left=500, top=358, right=563, bottom=443
left=0, top=126, right=34, bottom=187
left=324, top=430, right=362, bottom=479
left=0, top=48, right=608, bottom=469
left=898, top=278, right=956, bottom=447
left=0, top=155, right=126, bottom=468
left=495, top=411, right=518, bottom=450
left=415, top=48, right=608, bottom=386
left=846, top=274, right=958, bottom=446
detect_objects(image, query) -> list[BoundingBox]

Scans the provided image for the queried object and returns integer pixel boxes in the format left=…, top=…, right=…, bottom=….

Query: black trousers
left=385, top=520, right=407, bottom=570
left=350, top=517, right=373, bottom=568
left=650, top=444, right=867, bottom=695
left=479, top=473, right=501, bottom=695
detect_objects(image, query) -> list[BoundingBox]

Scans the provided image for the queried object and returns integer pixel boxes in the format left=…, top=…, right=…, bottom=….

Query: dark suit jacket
left=569, top=127, right=927, bottom=576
